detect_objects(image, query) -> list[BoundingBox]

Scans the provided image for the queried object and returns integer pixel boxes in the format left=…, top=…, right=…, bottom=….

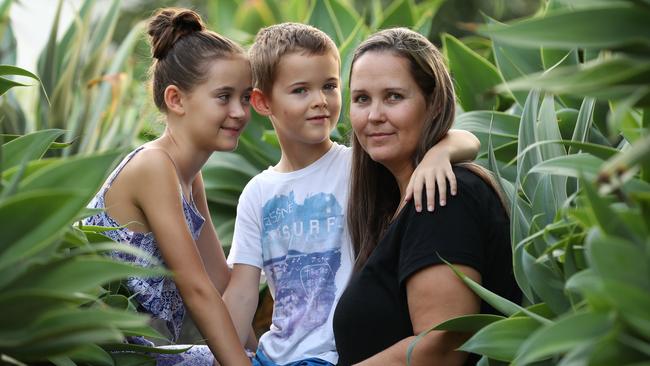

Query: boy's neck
left=274, top=139, right=334, bottom=173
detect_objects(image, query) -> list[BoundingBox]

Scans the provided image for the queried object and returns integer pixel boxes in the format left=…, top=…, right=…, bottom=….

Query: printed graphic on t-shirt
left=261, top=191, right=343, bottom=338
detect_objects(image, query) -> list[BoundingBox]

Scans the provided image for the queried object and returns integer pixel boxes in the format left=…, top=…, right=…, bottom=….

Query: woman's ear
left=164, top=85, right=185, bottom=116
left=251, top=88, right=272, bottom=116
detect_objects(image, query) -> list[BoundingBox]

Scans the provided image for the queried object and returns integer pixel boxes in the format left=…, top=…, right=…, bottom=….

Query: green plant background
left=1, top=0, right=649, bottom=364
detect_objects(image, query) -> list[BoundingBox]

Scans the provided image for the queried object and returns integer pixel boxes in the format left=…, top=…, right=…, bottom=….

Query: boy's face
left=264, top=51, right=341, bottom=147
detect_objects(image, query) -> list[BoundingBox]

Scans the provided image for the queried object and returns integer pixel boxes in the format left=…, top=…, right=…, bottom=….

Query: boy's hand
left=405, top=149, right=457, bottom=212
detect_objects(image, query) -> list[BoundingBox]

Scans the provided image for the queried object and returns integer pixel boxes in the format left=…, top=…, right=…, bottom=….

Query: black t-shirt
left=333, top=167, right=521, bottom=366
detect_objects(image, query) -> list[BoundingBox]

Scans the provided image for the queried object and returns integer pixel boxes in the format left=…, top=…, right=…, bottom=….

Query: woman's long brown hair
left=347, top=28, right=506, bottom=272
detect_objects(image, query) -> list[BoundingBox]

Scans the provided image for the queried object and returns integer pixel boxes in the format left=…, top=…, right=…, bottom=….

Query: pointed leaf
left=443, top=34, right=502, bottom=111
left=479, top=5, right=650, bottom=50
left=460, top=317, right=541, bottom=362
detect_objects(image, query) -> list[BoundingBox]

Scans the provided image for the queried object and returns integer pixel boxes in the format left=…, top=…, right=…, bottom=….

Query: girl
left=83, top=8, right=251, bottom=366
left=333, top=28, right=521, bottom=365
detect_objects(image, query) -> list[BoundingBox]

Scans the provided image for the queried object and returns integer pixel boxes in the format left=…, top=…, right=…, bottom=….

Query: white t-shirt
left=228, top=143, right=354, bottom=365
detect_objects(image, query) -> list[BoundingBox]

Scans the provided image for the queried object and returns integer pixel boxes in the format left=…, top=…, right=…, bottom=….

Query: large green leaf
left=445, top=260, right=550, bottom=324
left=454, top=111, right=519, bottom=155
left=516, top=90, right=542, bottom=202
left=479, top=5, right=650, bottom=50
left=307, top=0, right=359, bottom=45
left=586, top=229, right=649, bottom=290
left=67, top=344, right=114, bottom=366
left=512, top=312, right=614, bottom=365
left=1, top=129, right=64, bottom=171
left=569, top=98, right=596, bottom=155
left=443, top=33, right=502, bottom=111
left=460, top=317, right=541, bottom=362
left=521, top=244, right=570, bottom=315
left=433, top=314, right=505, bottom=332
left=530, top=153, right=604, bottom=180
left=4, top=256, right=166, bottom=294
left=0, top=190, right=87, bottom=270
left=496, top=57, right=650, bottom=104
left=18, top=151, right=120, bottom=194
left=486, top=16, right=544, bottom=107
left=377, top=0, right=415, bottom=29
left=0, top=64, right=43, bottom=96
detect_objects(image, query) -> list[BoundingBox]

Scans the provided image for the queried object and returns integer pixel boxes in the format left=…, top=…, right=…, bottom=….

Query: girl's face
left=182, top=53, right=252, bottom=152
left=350, top=51, right=428, bottom=171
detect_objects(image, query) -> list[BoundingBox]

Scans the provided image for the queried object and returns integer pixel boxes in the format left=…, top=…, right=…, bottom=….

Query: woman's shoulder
left=451, top=164, right=500, bottom=198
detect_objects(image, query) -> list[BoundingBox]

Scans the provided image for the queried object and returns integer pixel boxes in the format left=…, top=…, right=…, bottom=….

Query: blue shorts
left=251, top=350, right=334, bottom=366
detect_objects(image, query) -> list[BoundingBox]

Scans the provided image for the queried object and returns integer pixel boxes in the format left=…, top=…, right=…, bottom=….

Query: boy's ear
left=251, top=88, right=272, bottom=116
left=164, top=85, right=185, bottom=116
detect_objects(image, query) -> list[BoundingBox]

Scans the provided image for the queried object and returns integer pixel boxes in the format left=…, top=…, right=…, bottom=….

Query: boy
left=223, top=23, right=478, bottom=365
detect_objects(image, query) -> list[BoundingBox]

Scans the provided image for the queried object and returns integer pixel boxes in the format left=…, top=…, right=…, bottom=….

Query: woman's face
left=349, top=51, right=428, bottom=171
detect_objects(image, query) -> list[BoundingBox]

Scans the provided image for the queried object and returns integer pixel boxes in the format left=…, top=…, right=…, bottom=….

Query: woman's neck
left=385, top=160, right=414, bottom=203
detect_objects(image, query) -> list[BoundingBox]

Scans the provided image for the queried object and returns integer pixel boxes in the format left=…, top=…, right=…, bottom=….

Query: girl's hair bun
left=148, top=8, right=206, bottom=60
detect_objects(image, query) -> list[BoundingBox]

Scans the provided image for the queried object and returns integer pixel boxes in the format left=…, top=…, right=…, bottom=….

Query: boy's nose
left=312, top=90, right=328, bottom=108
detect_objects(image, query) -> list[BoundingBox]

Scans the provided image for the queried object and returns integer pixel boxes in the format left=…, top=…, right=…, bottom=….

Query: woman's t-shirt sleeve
left=397, top=181, right=485, bottom=288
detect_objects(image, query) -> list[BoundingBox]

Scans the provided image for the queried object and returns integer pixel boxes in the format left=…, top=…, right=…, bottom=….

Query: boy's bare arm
left=406, top=129, right=480, bottom=212
left=224, top=264, right=262, bottom=346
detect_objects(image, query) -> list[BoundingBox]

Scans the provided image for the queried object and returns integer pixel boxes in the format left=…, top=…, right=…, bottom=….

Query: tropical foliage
left=411, top=0, right=650, bottom=364
left=2, top=0, right=649, bottom=364
left=0, top=78, right=173, bottom=364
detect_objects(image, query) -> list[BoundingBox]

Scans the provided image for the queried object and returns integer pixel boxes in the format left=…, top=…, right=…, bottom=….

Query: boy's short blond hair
left=249, top=22, right=339, bottom=95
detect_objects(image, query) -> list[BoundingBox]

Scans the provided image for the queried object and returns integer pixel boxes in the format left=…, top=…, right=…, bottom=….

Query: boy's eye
left=324, top=83, right=338, bottom=91
left=352, top=95, right=369, bottom=104
left=242, top=93, right=252, bottom=104
left=291, top=87, right=307, bottom=94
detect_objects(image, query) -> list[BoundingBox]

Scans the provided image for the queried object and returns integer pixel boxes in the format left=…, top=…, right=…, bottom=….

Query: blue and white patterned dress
left=83, top=146, right=214, bottom=366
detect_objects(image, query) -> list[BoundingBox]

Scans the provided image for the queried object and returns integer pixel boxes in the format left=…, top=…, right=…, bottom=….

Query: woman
left=332, top=28, right=521, bottom=365
left=83, top=8, right=252, bottom=365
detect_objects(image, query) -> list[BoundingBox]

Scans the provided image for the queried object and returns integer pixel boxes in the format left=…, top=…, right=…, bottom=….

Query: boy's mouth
left=307, top=115, right=330, bottom=121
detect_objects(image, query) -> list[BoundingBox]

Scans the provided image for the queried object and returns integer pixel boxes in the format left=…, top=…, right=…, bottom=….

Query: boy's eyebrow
left=211, top=86, right=253, bottom=94
left=287, top=77, right=340, bottom=88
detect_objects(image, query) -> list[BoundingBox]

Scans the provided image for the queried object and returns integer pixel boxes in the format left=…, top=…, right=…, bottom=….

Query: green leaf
left=602, top=280, right=650, bottom=339
left=479, top=5, right=650, bottom=50
left=582, top=179, right=638, bottom=241
left=569, top=98, right=596, bottom=155
left=586, top=228, right=649, bottom=290
left=512, top=312, right=614, bottom=365
left=460, top=317, right=541, bottom=362
left=516, top=90, right=543, bottom=202
left=454, top=111, right=519, bottom=149
left=444, top=259, right=550, bottom=324
left=19, top=151, right=119, bottom=195
left=377, top=0, right=415, bottom=29
left=486, top=16, right=544, bottom=107
left=307, top=0, right=359, bottom=45
left=0, top=190, right=87, bottom=270
left=67, top=344, right=114, bottom=366
left=1, top=129, right=64, bottom=172
left=442, top=33, right=502, bottom=111
left=433, top=314, right=505, bottom=332
left=0, top=65, right=43, bottom=96
left=520, top=244, right=570, bottom=315
left=5, top=257, right=167, bottom=294
left=496, top=57, right=650, bottom=104
left=530, top=153, right=605, bottom=180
